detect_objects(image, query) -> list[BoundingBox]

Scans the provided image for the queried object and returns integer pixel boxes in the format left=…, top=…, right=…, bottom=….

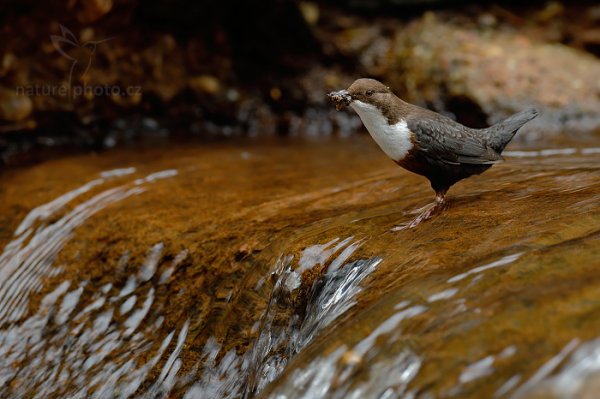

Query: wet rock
left=387, top=13, right=600, bottom=139
left=2, top=139, right=599, bottom=398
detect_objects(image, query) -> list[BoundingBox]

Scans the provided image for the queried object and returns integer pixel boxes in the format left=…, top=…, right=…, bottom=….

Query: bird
left=328, top=78, right=538, bottom=228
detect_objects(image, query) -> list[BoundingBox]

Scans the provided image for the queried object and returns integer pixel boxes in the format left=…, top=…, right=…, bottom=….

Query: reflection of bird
left=329, top=78, right=538, bottom=228
left=50, top=24, right=112, bottom=89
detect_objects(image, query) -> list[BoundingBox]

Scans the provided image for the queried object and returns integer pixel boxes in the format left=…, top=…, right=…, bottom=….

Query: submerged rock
left=0, top=138, right=599, bottom=398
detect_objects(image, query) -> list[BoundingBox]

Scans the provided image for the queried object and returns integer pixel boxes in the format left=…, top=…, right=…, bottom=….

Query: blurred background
left=2, top=0, right=600, bottom=166
left=1, top=3, right=600, bottom=399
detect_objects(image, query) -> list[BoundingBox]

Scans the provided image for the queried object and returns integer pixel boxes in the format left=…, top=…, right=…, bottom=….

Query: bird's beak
left=327, top=89, right=352, bottom=111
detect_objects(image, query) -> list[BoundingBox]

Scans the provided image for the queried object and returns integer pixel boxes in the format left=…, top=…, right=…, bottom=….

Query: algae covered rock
left=0, top=139, right=599, bottom=398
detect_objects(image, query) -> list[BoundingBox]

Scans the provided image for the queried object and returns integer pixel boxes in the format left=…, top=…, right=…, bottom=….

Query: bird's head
left=328, top=78, right=393, bottom=111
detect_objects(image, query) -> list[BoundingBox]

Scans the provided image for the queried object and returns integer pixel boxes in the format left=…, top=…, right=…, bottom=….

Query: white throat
left=350, top=100, right=413, bottom=161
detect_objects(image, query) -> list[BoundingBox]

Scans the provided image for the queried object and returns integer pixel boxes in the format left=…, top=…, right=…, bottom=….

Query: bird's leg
left=393, top=188, right=449, bottom=230
left=434, top=188, right=447, bottom=207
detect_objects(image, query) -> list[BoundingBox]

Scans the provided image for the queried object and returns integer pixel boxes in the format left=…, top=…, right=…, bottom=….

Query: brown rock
left=386, top=14, right=600, bottom=138
left=0, top=53, right=16, bottom=78
left=1, top=140, right=599, bottom=397
left=0, top=88, right=33, bottom=122
left=189, top=75, right=221, bottom=95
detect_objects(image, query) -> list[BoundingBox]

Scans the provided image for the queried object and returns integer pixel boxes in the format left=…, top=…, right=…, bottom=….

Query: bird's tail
left=484, top=108, right=538, bottom=153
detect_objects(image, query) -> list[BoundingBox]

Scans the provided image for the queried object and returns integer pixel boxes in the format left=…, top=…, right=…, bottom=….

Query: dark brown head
left=328, top=78, right=407, bottom=124
left=347, top=78, right=392, bottom=103
left=328, top=78, right=395, bottom=111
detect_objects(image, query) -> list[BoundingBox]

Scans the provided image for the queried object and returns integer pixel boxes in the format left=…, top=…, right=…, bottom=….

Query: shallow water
left=0, top=137, right=599, bottom=398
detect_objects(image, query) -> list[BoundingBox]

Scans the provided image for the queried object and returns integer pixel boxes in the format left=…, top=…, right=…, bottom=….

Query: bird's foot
left=392, top=191, right=448, bottom=231
left=405, top=202, right=435, bottom=215
left=408, top=202, right=446, bottom=227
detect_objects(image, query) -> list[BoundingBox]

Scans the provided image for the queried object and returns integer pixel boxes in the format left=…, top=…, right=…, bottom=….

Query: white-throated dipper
left=328, top=78, right=538, bottom=227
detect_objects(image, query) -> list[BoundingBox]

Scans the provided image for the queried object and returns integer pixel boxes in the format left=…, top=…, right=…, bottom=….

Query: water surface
left=0, top=137, right=598, bottom=398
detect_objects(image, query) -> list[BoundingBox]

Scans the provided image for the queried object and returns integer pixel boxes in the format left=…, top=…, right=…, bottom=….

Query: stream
left=0, top=136, right=599, bottom=398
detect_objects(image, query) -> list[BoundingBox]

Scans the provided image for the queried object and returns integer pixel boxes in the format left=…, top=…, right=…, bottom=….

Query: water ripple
left=0, top=168, right=185, bottom=398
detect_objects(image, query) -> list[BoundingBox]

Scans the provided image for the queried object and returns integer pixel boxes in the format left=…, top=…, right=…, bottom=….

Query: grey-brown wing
left=407, top=118, right=502, bottom=166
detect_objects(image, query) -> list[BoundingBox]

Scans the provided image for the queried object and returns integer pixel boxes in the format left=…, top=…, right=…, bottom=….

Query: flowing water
left=0, top=137, right=599, bottom=398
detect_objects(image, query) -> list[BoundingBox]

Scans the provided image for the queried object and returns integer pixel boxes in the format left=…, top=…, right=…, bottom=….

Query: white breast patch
left=350, top=100, right=413, bottom=161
